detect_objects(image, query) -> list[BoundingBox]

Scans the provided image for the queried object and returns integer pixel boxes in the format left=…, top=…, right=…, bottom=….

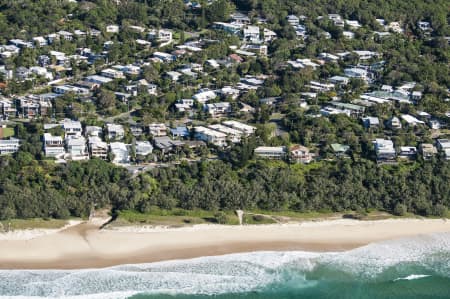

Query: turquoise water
left=0, top=233, right=449, bottom=299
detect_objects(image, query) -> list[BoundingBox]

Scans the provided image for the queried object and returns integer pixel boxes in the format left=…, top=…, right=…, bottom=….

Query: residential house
left=204, top=102, right=232, bottom=117
left=362, top=116, right=380, bottom=129
left=130, top=125, right=143, bottom=137
left=436, top=139, right=450, bottom=151
left=170, top=126, right=190, bottom=139
left=429, top=119, right=442, bottom=130
left=15, top=67, right=31, bottom=81
left=0, top=99, right=17, bottom=119
left=149, top=123, right=167, bottom=137
left=374, top=139, right=396, bottom=161
left=213, top=22, right=241, bottom=35
left=57, top=31, right=73, bottom=41
left=0, top=138, right=20, bottom=155
left=85, top=75, right=113, bottom=85
left=66, top=136, right=89, bottom=160
left=149, top=29, right=173, bottom=42
left=254, top=146, right=287, bottom=160
left=153, top=52, right=175, bottom=63
left=345, top=20, right=362, bottom=29
left=401, top=114, right=425, bottom=126
left=88, top=136, right=108, bottom=160
left=289, top=145, right=313, bottom=163
left=287, top=15, right=300, bottom=26
left=106, top=123, right=125, bottom=141
left=85, top=126, right=103, bottom=138
left=101, top=68, right=125, bottom=79
left=153, top=136, right=184, bottom=155
left=166, top=71, right=182, bottom=81
left=329, top=76, right=350, bottom=86
left=344, top=68, right=368, bottom=80
left=53, top=85, right=90, bottom=96
left=411, top=91, right=422, bottom=102
left=33, top=36, right=48, bottom=47
left=43, top=133, right=65, bottom=157
left=263, top=28, right=277, bottom=42
left=387, top=116, right=402, bottom=129
left=192, top=89, right=217, bottom=104
left=216, top=86, right=240, bottom=100
left=106, top=25, right=120, bottom=33
left=231, top=13, right=251, bottom=25
left=194, top=126, right=227, bottom=147
left=135, top=141, right=153, bottom=156
left=419, top=143, right=438, bottom=160
left=109, top=142, right=130, bottom=164
left=343, top=31, right=355, bottom=39
left=222, top=120, right=256, bottom=136
left=62, top=119, right=82, bottom=137
left=208, top=124, right=242, bottom=143
left=240, top=44, right=268, bottom=56
left=417, top=21, right=431, bottom=31
left=243, top=26, right=261, bottom=43
left=398, top=146, right=417, bottom=160
left=175, top=99, right=194, bottom=113
left=331, top=143, right=350, bottom=157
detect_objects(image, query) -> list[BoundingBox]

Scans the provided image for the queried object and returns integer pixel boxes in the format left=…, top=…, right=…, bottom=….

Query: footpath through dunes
left=0, top=218, right=449, bottom=269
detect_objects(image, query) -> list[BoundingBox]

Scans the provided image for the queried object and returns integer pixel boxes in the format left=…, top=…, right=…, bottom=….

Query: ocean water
left=0, top=233, right=449, bottom=299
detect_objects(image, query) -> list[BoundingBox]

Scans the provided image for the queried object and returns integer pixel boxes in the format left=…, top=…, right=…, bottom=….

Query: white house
left=62, top=119, right=82, bottom=137
left=158, top=29, right=173, bottom=42
left=135, top=141, right=153, bottom=156
left=194, top=126, right=227, bottom=147
left=101, top=68, right=125, bottom=79
left=149, top=123, right=167, bottom=137
left=401, top=114, right=425, bottom=126
left=255, top=146, right=287, bottom=160
left=374, top=139, right=396, bottom=160
left=344, top=68, right=368, bottom=80
left=222, top=120, right=256, bottom=136
left=88, top=136, right=108, bottom=160
left=263, top=28, right=277, bottom=42
left=208, top=124, right=242, bottom=143
left=106, top=25, right=120, bottom=33
left=204, top=102, right=231, bottom=117
left=33, top=36, right=48, bottom=47
left=0, top=138, right=20, bottom=155
left=106, top=123, right=125, bottom=141
left=43, top=133, right=65, bottom=157
left=193, top=90, right=217, bottom=104
left=66, top=136, right=89, bottom=160
left=243, top=26, right=260, bottom=43
left=287, top=15, right=300, bottom=26
left=85, top=126, right=103, bottom=137
left=57, top=31, right=73, bottom=41
left=109, top=142, right=130, bottom=164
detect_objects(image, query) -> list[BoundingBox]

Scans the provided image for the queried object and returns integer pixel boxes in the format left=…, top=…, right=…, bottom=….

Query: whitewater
left=0, top=232, right=449, bottom=299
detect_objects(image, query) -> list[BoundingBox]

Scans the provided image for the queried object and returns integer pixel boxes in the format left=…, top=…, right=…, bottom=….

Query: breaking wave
left=0, top=233, right=449, bottom=299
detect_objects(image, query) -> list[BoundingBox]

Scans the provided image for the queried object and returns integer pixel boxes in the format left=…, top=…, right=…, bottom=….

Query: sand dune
left=0, top=218, right=449, bottom=269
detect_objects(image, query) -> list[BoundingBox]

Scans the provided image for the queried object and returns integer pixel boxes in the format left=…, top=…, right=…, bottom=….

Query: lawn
left=0, top=218, right=71, bottom=231
left=1, top=127, right=14, bottom=138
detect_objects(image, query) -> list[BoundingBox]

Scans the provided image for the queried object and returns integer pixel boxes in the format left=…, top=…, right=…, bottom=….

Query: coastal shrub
left=214, top=212, right=228, bottom=224
left=432, top=204, right=448, bottom=217
left=393, top=203, right=408, bottom=216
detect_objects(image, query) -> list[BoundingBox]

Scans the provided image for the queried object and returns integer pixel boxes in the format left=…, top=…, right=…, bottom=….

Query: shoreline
left=0, top=218, right=449, bottom=270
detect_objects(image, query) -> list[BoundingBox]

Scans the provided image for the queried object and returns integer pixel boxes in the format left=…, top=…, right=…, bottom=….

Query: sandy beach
left=0, top=218, right=449, bottom=269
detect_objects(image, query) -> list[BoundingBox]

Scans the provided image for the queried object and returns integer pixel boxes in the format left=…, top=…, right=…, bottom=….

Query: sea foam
left=0, top=232, right=449, bottom=298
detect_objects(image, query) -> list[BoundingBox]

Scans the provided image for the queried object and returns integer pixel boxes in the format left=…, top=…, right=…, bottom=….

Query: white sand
left=0, top=218, right=449, bottom=269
